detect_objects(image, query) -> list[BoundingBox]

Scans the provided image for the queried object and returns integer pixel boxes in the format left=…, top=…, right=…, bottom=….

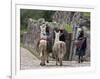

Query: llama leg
left=56, top=59, right=58, bottom=65
left=40, top=51, right=45, bottom=66
left=42, top=51, right=46, bottom=66
left=44, top=50, right=49, bottom=64
left=56, top=55, right=58, bottom=65
left=40, top=51, right=42, bottom=57
left=42, top=57, right=46, bottom=66
left=40, top=51, right=42, bottom=65
left=59, top=52, right=63, bottom=66
left=47, top=54, right=49, bottom=63
left=59, top=58, right=62, bottom=66
left=46, top=52, right=49, bottom=63
left=40, top=52, right=43, bottom=65
left=40, top=56, right=45, bottom=66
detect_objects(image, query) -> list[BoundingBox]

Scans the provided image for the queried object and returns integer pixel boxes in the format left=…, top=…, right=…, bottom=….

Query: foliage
left=20, top=9, right=55, bottom=31
left=20, top=9, right=90, bottom=33
left=42, top=11, right=55, bottom=22
left=83, top=12, right=90, bottom=17
left=64, top=24, right=73, bottom=33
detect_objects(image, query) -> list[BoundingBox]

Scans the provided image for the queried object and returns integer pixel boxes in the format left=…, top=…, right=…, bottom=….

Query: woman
left=76, top=29, right=87, bottom=63
left=79, top=37, right=87, bottom=62
left=46, top=25, right=52, bottom=53
left=59, top=26, right=66, bottom=42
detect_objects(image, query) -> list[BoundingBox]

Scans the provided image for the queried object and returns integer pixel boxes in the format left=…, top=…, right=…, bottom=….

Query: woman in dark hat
left=76, top=29, right=87, bottom=63
left=46, top=25, right=53, bottom=55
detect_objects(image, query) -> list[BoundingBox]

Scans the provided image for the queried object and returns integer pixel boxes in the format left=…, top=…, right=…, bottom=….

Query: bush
left=64, top=24, right=73, bottom=33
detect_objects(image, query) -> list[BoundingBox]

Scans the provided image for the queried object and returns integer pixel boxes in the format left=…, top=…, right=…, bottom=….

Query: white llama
left=53, top=31, right=66, bottom=66
left=39, top=23, right=48, bottom=66
left=40, top=23, right=47, bottom=39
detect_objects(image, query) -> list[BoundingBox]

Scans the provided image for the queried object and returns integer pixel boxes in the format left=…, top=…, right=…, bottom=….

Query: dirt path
left=20, top=47, right=90, bottom=70
left=20, top=47, right=40, bottom=70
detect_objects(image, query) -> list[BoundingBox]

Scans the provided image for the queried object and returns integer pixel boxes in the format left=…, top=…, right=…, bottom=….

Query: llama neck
left=54, top=35, right=60, bottom=43
left=41, top=31, right=46, bottom=35
left=40, top=32, right=47, bottom=39
left=40, top=26, right=47, bottom=39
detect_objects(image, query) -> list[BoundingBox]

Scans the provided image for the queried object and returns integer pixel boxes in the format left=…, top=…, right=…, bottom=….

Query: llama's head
left=40, top=23, right=46, bottom=33
left=54, top=31, right=60, bottom=42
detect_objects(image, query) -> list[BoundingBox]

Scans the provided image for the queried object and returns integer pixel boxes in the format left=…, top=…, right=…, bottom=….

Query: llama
left=39, top=23, right=48, bottom=66
left=39, top=40, right=48, bottom=66
left=53, top=31, right=66, bottom=66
